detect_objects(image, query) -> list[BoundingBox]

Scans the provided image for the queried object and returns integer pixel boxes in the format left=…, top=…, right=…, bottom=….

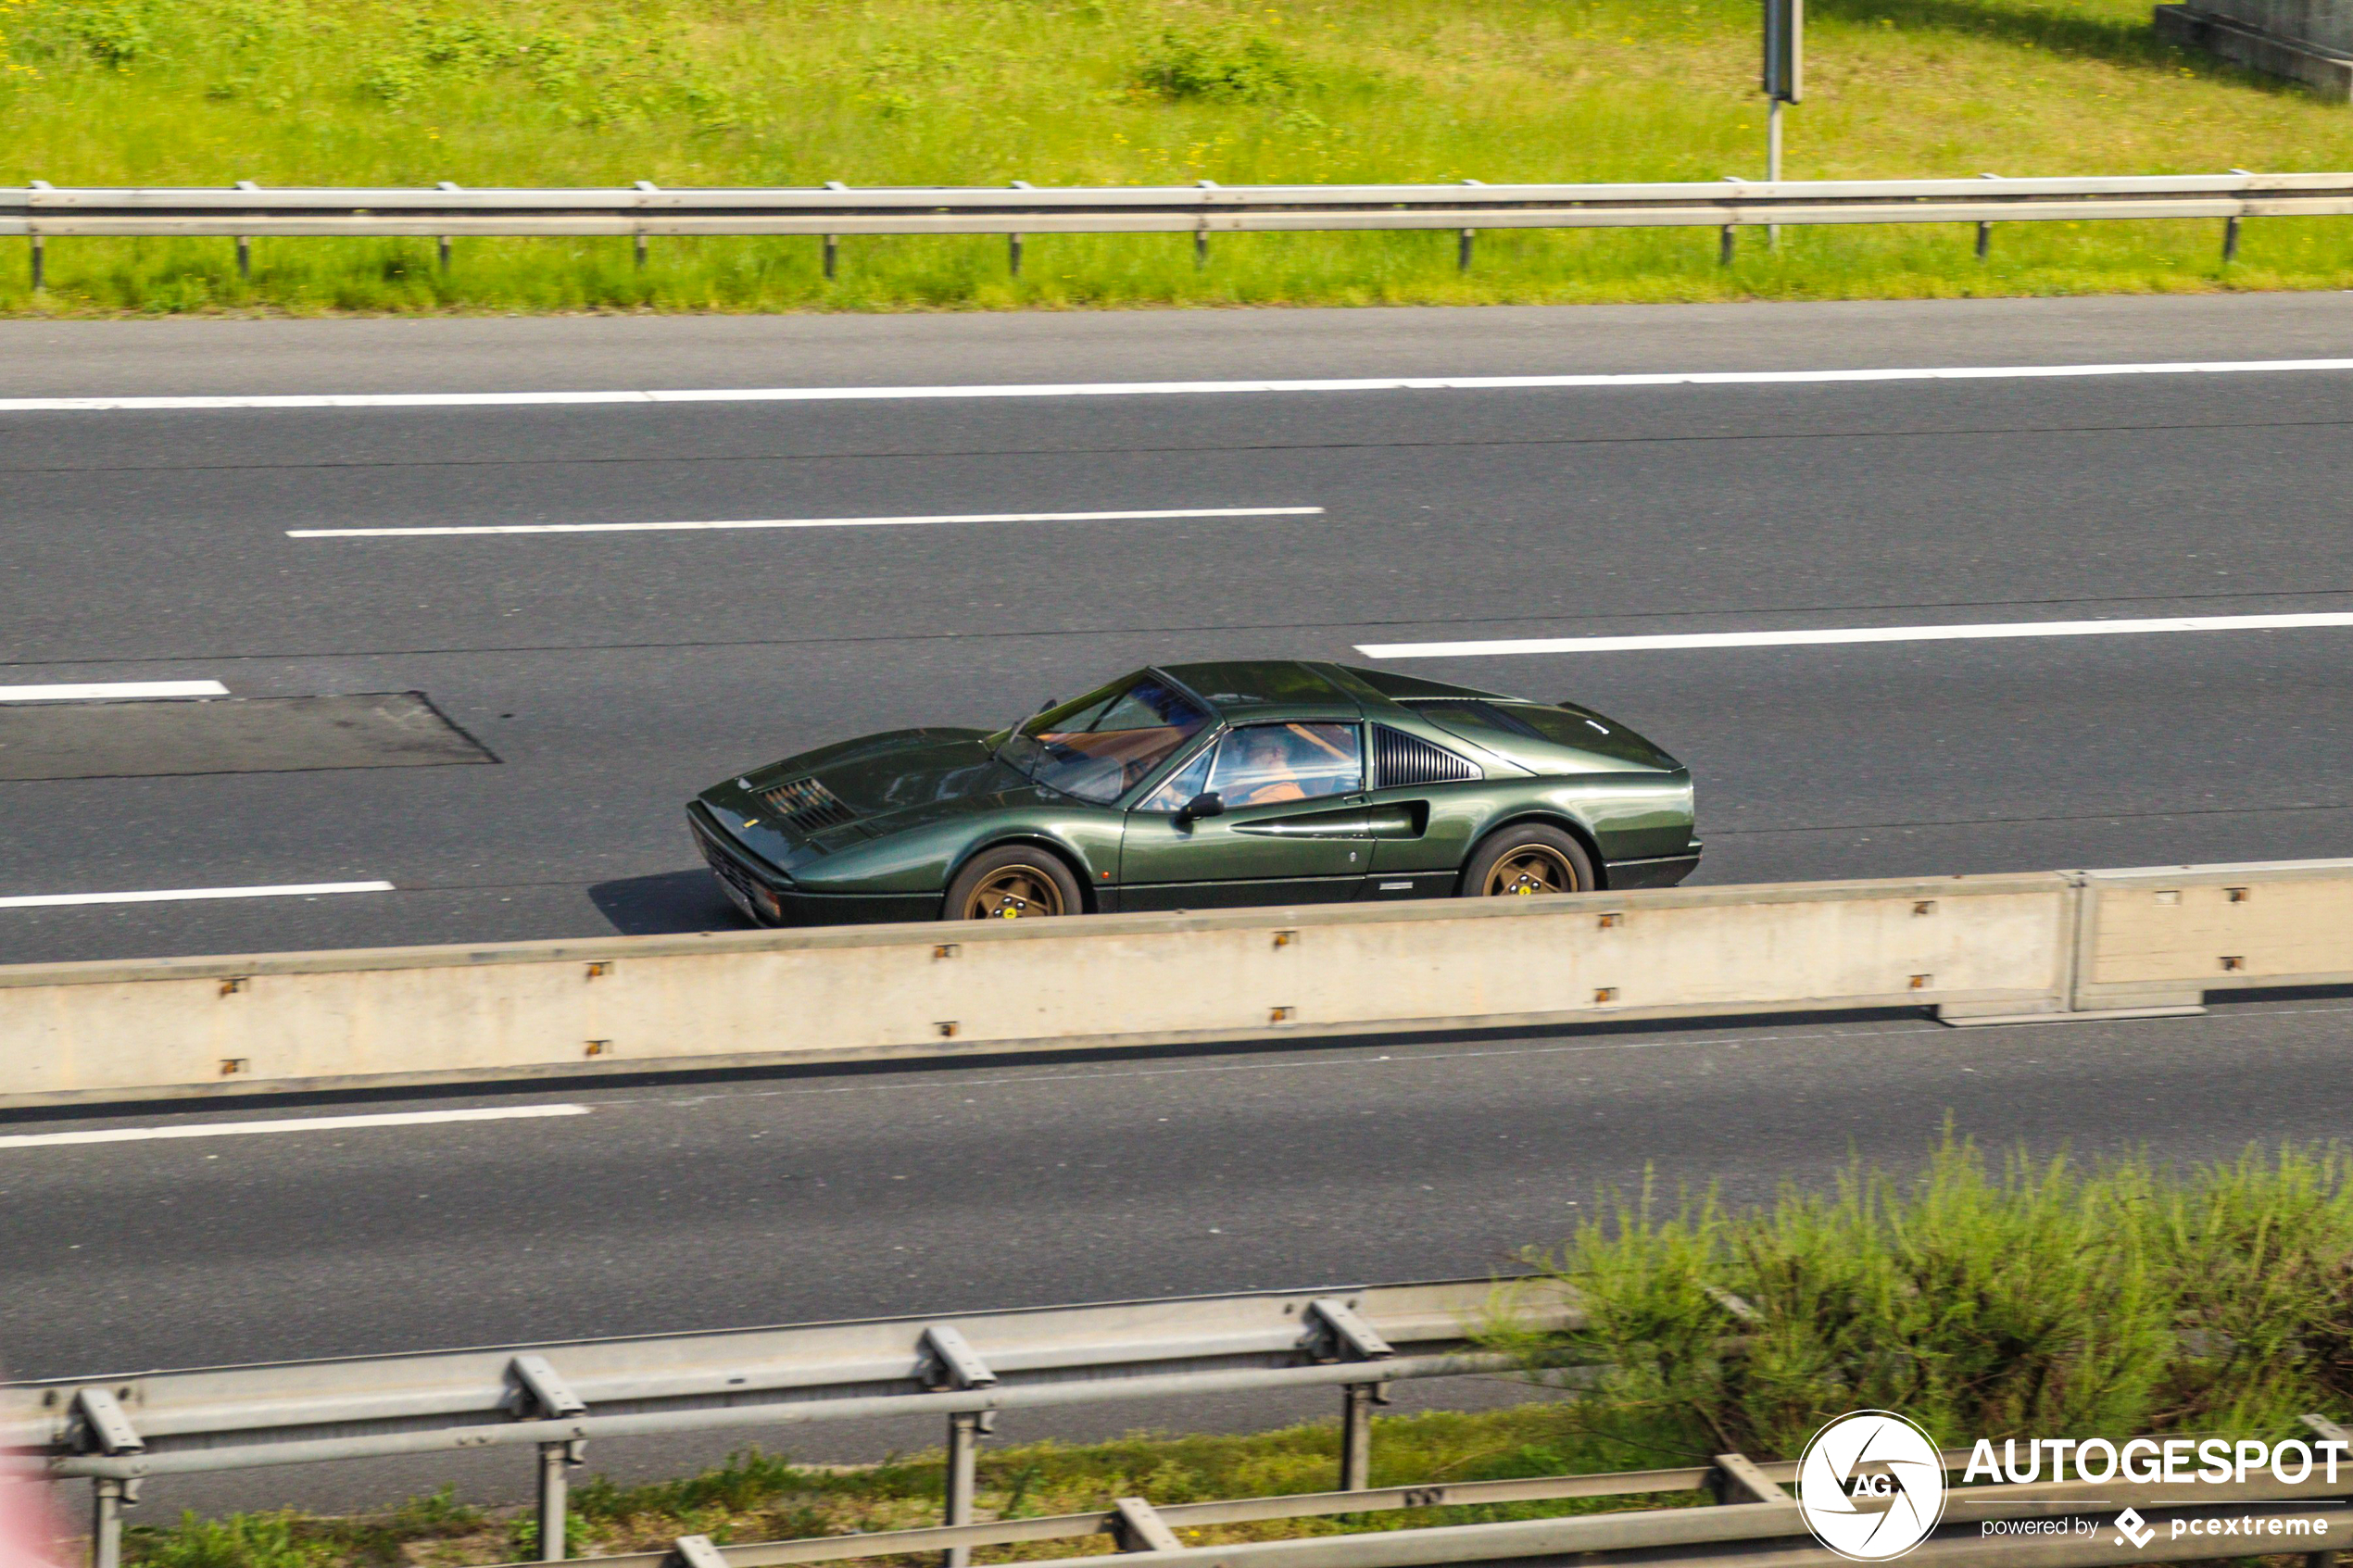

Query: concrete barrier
left=2073, top=859, right=2353, bottom=1012
left=1, top=862, right=2345, bottom=1108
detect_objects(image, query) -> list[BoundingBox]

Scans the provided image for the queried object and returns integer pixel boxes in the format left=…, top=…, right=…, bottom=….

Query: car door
left=1119, top=721, right=1371, bottom=909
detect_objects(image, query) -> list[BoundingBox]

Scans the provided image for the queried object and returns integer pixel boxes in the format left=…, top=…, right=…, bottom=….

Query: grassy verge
left=116, top=1138, right=2353, bottom=1568
left=8, top=0, right=2353, bottom=312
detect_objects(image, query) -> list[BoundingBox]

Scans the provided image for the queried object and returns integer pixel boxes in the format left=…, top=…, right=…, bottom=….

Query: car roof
left=1157, top=660, right=1365, bottom=721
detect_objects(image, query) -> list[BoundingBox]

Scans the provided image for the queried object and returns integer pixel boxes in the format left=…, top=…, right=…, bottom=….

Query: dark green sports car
left=688, top=660, right=1699, bottom=925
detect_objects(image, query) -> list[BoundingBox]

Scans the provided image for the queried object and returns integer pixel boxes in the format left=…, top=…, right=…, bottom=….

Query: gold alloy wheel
left=1482, top=843, right=1580, bottom=897
left=962, top=863, right=1068, bottom=919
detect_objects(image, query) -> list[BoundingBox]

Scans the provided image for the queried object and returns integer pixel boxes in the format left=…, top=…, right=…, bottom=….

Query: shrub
left=1503, top=1135, right=2353, bottom=1462
left=1134, top=24, right=1298, bottom=102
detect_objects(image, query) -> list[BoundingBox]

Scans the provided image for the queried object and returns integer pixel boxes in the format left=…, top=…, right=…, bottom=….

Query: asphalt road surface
left=6, top=293, right=2353, bottom=1512
left=9, top=995, right=2353, bottom=1512
left=7, top=294, right=2353, bottom=961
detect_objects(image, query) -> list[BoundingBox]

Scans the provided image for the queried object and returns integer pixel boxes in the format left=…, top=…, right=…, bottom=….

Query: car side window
left=1135, top=745, right=1215, bottom=813
left=1207, top=723, right=1363, bottom=807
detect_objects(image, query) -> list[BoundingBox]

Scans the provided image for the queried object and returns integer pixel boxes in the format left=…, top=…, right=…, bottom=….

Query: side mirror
left=1176, top=791, right=1225, bottom=825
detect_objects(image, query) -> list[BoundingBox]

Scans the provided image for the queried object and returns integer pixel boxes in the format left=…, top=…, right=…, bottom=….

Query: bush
left=1503, top=1135, right=2353, bottom=1462
left=1134, top=25, right=1298, bottom=102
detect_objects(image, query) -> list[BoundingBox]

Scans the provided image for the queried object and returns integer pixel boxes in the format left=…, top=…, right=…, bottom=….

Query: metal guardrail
left=2, top=169, right=2344, bottom=283
left=0, top=1277, right=1577, bottom=1568
left=507, top=1444, right=2353, bottom=1568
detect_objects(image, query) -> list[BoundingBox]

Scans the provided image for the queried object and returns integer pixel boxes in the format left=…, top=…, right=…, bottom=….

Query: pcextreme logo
left=1795, top=1411, right=1950, bottom=1562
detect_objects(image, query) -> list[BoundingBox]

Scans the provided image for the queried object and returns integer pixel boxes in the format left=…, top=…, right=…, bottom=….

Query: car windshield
left=998, top=674, right=1212, bottom=804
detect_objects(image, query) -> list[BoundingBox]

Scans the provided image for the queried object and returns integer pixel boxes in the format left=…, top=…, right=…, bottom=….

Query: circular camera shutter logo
left=1795, top=1411, right=1947, bottom=1562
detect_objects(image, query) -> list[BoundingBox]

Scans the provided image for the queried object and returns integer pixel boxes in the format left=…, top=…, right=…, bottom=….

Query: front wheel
left=1461, top=823, right=1595, bottom=898
left=945, top=846, right=1084, bottom=921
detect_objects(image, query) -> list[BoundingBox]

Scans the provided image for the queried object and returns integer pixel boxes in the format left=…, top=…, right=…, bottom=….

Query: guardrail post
left=1719, top=178, right=1741, bottom=265
left=537, top=1440, right=585, bottom=1561
left=509, top=1354, right=587, bottom=1561
left=823, top=182, right=848, bottom=281
left=88, top=1478, right=134, bottom=1568
left=234, top=181, right=259, bottom=280
left=1709, top=1452, right=1790, bottom=1505
left=1339, top=1383, right=1383, bottom=1491
left=2224, top=214, right=2243, bottom=262
left=435, top=182, right=461, bottom=272
left=1010, top=182, right=1033, bottom=279
left=1458, top=180, right=1483, bottom=272
left=634, top=182, right=659, bottom=271
left=29, top=179, right=50, bottom=294
left=943, top=1410, right=986, bottom=1568
left=1976, top=173, right=2000, bottom=261
left=1195, top=179, right=1217, bottom=269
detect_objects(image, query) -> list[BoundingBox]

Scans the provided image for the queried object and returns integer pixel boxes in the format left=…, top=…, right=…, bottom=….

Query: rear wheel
left=1461, top=823, right=1594, bottom=898
left=946, top=846, right=1083, bottom=921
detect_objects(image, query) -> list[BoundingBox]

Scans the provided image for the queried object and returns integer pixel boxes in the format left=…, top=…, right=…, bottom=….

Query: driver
left=1225, top=726, right=1308, bottom=806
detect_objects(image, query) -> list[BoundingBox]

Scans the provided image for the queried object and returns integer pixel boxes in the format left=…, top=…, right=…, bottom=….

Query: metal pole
left=1009, top=233, right=1023, bottom=277
left=1194, top=229, right=1208, bottom=269
left=89, top=1479, right=126, bottom=1568
left=435, top=182, right=461, bottom=273
left=1339, top=1385, right=1375, bottom=1492
left=536, top=1442, right=573, bottom=1562
left=233, top=180, right=258, bottom=281
left=1458, top=229, right=1474, bottom=272
left=633, top=180, right=658, bottom=271
left=942, top=1411, right=982, bottom=1568
left=1767, top=100, right=1782, bottom=249
left=824, top=235, right=838, bottom=280
left=2224, top=214, right=2243, bottom=263
left=1719, top=225, right=1735, bottom=266
left=1977, top=172, right=1999, bottom=261
left=31, top=233, right=44, bottom=294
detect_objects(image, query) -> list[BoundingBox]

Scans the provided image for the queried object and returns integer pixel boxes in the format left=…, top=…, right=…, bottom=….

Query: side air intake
left=1374, top=725, right=1481, bottom=788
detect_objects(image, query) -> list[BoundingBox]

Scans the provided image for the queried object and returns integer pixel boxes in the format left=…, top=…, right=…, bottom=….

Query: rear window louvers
left=758, top=776, right=856, bottom=834
left=1375, top=725, right=1481, bottom=788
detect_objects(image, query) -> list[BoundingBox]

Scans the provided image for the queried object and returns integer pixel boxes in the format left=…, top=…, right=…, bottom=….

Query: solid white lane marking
left=9, top=357, right=2353, bottom=414
left=0, top=1104, right=588, bottom=1150
left=0, top=681, right=228, bottom=702
left=287, top=506, right=1322, bottom=539
left=0, top=880, right=394, bottom=909
left=1358, top=611, right=2353, bottom=659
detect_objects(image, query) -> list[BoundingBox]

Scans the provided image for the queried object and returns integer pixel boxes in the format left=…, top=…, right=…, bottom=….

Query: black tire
left=1459, top=822, right=1596, bottom=898
left=945, top=845, right=1085, bottom=921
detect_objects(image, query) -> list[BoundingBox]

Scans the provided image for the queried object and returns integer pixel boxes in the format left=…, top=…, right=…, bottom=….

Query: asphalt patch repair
left=0, top=692, right=497, bottom=781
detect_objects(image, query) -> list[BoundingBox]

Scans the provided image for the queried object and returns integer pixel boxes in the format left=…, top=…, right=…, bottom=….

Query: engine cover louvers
left=1375, top=725, right=1481, bottom=788
left=759, top=776, right=856, bottom=835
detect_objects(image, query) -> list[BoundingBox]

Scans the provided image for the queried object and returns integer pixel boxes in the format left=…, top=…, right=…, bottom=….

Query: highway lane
left=6, top=995, right=2353, bottom=1511
left=7, top=355, right=2353, bottom=960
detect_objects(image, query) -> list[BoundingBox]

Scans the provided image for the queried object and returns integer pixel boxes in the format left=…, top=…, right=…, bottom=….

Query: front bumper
left=687, top=805, right=937, bottom=926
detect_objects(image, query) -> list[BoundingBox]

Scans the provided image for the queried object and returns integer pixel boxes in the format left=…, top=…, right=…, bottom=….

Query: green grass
left=12, top=0, right=2353, bottom=311
left=115, top=1137, right=2353, bottom=1568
